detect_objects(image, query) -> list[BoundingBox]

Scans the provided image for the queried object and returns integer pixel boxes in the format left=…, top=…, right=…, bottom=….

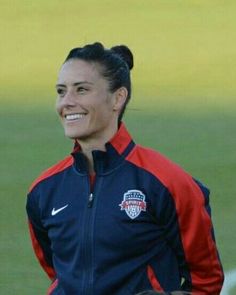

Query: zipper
left=88, top=193, right=94, bottom=208
left=81, top=175, right=97, bottom=295
left=88, top=174, right=95, bottom=208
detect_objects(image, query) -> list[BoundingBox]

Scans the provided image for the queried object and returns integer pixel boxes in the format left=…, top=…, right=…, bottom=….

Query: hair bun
left=111, top=45, right=134, bottom=70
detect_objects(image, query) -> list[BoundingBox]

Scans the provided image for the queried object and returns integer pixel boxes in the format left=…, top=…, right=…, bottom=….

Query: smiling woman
left=26, top=42, right=224, bottom=295
left=56, top=59, right=124, bottom=149
left=55, top=44, right=132, bottom=171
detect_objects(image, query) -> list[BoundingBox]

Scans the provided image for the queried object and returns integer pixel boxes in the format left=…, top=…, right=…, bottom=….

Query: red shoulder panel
left=29, top=156, right=74, bottom=192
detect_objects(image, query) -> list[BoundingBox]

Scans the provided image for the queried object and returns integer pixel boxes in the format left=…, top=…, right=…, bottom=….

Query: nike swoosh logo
left=51, top=204, right=68, bottom=216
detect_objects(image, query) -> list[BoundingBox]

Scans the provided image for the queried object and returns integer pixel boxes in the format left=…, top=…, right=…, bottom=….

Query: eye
left=77, top=86, right=88, bottom=94
left=56, top=88, right=66, bottom=96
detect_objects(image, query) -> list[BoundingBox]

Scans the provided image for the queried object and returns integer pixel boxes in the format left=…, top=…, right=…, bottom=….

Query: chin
left=65, top=133, right=82, bottom=140
left=65, top=130, right=90, bottom=140
left=64, top=123, right=92, bottom=139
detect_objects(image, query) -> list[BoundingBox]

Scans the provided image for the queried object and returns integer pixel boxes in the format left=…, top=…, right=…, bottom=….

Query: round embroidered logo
left=119, top=190, right=147, bottom=219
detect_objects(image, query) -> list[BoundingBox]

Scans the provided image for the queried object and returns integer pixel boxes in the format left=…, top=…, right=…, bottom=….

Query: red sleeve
left=126, top=145, right=224, bottom=294
left=26, top=155, right=73, bottom=279
left=28, top=221, right=56, bottom=280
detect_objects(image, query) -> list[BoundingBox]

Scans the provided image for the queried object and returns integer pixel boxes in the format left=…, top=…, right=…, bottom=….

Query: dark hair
left=64, top=42, right=133, bottom=122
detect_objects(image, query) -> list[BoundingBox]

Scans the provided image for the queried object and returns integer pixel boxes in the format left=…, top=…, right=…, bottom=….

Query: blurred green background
left=0, top=0, right=235, bottom=294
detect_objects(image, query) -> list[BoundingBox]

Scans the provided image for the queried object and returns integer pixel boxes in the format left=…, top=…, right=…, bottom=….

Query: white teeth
left=65, top=114, right=85, bottom=121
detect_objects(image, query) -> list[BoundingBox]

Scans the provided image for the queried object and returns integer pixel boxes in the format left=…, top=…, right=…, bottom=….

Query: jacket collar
left=71, top=123, right=135, bottom=175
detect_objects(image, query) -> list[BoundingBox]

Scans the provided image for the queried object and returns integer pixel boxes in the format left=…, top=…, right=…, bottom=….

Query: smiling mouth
left=65, top=113, right=87, bottom=121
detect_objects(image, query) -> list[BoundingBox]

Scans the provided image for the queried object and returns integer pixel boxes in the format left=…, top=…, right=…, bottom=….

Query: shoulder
left=126, top=144, right=209, bottom=209
left=126, top=145, right=210, bottom=221
left=126, top=144, right=195, bottom=190
left=29, top=155, right=74, bottom=193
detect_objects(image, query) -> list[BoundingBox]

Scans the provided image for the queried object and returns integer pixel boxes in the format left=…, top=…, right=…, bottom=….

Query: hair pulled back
left=64, top=42, right=133, bottom=122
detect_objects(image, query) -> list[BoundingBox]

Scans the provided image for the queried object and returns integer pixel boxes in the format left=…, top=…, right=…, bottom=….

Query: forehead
left=57, top=59, right=103, bottom=84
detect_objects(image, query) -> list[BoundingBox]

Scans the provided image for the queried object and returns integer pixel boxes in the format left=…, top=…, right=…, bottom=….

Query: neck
left=76, top=124, right=119, bottom=174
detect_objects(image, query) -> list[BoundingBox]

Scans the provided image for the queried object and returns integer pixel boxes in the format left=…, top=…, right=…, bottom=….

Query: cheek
left=95, top=105, right=114, bottom=122
left=55, top=98, right=62, bottom=114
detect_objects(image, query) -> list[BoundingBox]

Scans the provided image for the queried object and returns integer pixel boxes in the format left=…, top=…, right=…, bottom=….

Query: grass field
left=0, top=1, right=236, bottom=294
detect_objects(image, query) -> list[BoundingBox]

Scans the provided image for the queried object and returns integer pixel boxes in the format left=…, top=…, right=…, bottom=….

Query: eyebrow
left=56, top=81, right=94, bottom=88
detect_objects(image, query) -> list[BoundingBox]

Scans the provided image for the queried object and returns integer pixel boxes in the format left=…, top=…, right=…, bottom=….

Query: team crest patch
left=119, top=190, right=147, bottom=219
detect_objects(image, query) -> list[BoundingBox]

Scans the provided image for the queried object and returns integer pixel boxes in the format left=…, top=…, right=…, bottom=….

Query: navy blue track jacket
left=26, top=123, right=224, bottom=295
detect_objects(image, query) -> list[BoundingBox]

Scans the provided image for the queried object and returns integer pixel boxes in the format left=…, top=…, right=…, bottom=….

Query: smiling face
left=56, top=59, right=126, bottom=148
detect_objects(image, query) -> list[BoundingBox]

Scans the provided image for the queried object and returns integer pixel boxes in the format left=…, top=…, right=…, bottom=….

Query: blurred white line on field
left=221, top=269, right=236, bottom=295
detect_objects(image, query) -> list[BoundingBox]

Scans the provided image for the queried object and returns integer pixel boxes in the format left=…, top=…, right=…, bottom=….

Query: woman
left=26, top=42, right=224, bottom=295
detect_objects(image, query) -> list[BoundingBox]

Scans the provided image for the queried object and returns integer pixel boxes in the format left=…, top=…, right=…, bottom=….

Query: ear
left=112, top=87, right=128, bottom=112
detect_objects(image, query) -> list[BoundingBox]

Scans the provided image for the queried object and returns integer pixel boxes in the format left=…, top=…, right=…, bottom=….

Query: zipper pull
left=88, top=193, right=94, bottom=208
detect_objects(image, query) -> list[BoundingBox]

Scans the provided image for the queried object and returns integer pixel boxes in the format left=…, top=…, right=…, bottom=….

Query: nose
left=59, top=90, right=77, bottom=108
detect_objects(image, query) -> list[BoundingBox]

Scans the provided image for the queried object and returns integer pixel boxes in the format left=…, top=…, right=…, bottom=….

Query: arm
left=159, top=177, right=224, bottom=294
left=126, top=146, right=224, bottom=293
left=26, top=191, right=56, bottom=280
